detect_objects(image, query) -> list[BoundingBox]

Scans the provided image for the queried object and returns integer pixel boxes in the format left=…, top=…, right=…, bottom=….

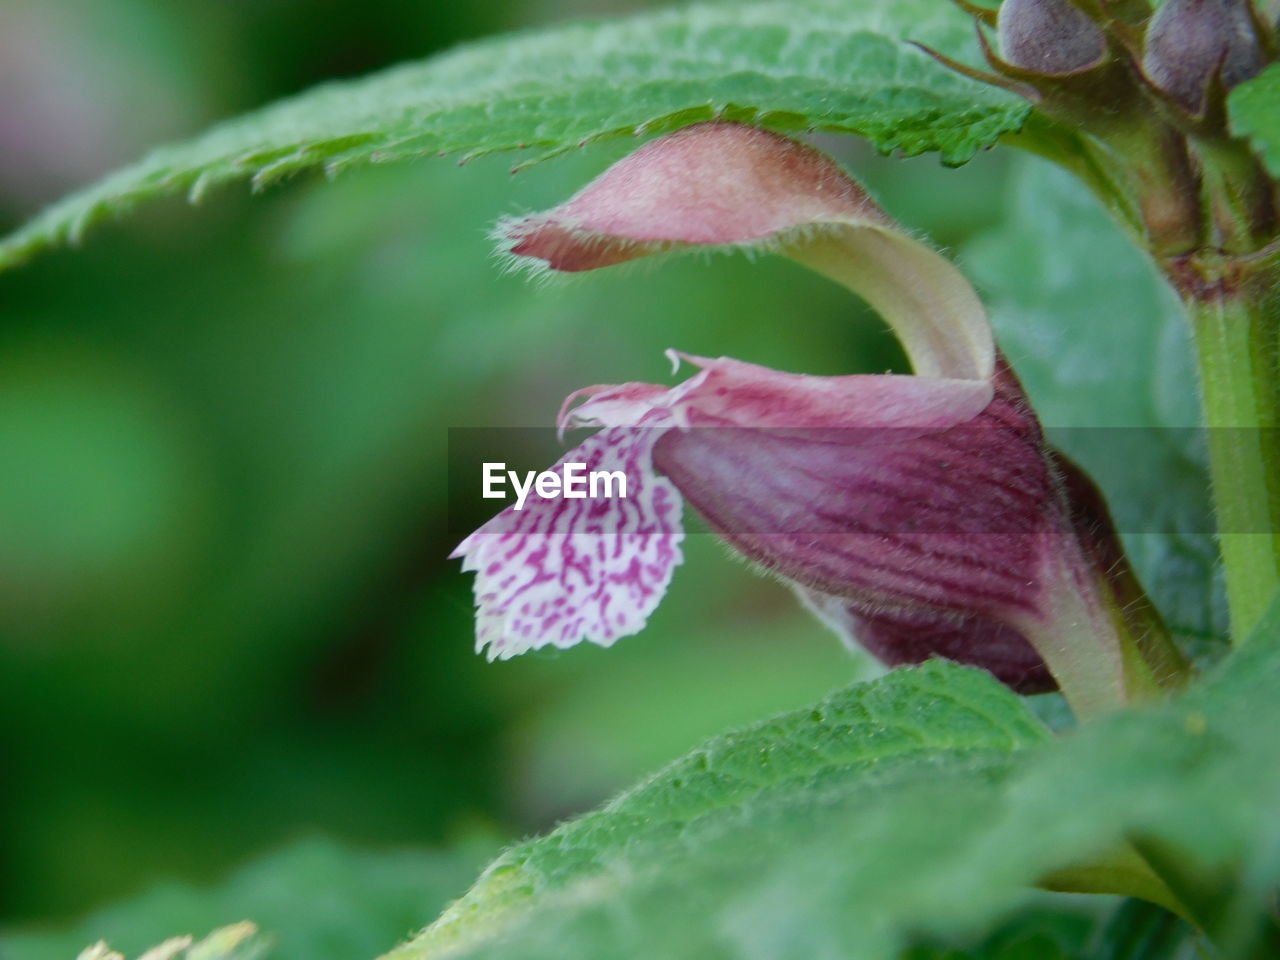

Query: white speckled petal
left=451, top=425, right=684, bottom=659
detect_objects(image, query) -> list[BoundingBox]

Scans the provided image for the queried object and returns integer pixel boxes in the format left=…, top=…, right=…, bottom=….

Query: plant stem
left=1182, top=264, right=1280, bottom=643
left=1100, top=117, right=1204, bottom=257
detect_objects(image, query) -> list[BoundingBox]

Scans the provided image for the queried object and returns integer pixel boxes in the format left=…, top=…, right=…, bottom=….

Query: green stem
left=1184, top=267, right=1280, bottom=643
left=1193, top=136, right=1278, bottom=255
left=1098, top=116, right=1204, bottom=257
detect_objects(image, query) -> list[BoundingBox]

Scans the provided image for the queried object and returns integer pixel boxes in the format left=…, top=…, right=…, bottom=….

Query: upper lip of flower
left=497, top=122, right=995, bottom=384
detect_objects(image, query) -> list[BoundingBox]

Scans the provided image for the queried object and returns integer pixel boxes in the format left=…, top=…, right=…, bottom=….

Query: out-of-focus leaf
left=0, top=0, right=220, bottom=212
left=962, top=156, right=1224, bottom=654
left=0, top=0, right=1028, bottom=271
left=1228, top=64, right=1280, bottom=176
left=902, top=896, right=1199, bottom=960
left=1, top=837, right=496, bottom=960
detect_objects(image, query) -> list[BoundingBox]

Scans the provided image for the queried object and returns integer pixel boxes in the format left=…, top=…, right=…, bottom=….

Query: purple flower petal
left=453, top=124, right=1189, bottom=713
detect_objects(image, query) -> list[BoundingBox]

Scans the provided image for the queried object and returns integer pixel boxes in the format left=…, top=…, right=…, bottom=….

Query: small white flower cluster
left=77, top=921, right=262, bottom=960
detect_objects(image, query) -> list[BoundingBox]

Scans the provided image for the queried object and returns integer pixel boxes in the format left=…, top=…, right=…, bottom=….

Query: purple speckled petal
left=451, top=426, right=684, bottom=660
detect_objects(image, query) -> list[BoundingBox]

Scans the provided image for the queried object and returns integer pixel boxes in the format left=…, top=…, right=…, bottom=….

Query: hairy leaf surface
left=0, top=0, right=1026, bottom=271
left=385, top=662, right=1050, bottom=959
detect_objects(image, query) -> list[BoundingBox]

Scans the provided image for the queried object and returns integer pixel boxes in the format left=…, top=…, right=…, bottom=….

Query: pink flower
left=453, top=123, right=1186, bottom=715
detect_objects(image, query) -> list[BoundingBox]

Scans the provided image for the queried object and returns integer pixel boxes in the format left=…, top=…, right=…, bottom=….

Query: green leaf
left=1229, top=64, right=1280, bottom=176
left=962, top=156, right=1224, bottom=655
left=383, top=661, right=1051, bottom=959
left=387, top=601, right=1280, bottom=960
left=0, top=0, right=1026, bottom=272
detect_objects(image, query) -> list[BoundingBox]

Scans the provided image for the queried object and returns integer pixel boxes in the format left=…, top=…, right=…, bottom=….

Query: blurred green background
left=0, top=0, right=1019, bottom=954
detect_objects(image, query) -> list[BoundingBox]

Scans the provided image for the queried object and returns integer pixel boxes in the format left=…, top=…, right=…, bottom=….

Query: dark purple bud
left=1143, top=0, right=1266, bottom=113
left=998, top=0, right=1107, bottom=74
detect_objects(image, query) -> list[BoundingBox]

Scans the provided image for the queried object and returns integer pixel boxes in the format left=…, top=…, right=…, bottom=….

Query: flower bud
left=1143, top=0, right=1266, bottom=114
left=998, top=0, right=1107, bottom=74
